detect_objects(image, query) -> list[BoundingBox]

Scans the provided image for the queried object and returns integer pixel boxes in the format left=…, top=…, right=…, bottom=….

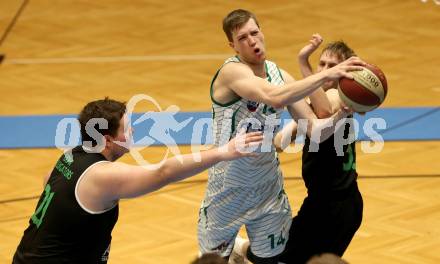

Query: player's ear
left=104, top=135, right=113, bottom=147
left=229, top=41, right=238, bottom=53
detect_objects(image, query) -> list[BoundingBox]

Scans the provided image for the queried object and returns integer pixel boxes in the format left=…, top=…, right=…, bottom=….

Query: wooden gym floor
left=0, top=0, right=439, bottom=263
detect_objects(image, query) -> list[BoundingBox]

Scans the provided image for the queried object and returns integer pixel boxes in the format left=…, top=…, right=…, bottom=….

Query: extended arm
left=77, top=132, right=263, bottom=210
left=297, top=34, right=333, bottom=117
left=281, top=69, right=349, bottom=143
left=274, top=89, right=348, bottom=150
left=213, top=59, right=364, bottom=109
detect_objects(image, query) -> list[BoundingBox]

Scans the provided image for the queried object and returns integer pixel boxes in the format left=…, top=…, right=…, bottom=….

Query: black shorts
left=278, top=181, right=363, bottom=264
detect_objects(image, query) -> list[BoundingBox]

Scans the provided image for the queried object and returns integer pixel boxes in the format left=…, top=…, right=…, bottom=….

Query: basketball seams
left=338, top=88, right=379, bottom=112
left=368, top=65, right=388, bottom=96
left=352, top=67, right=385, bottom=101
left=339, top=78, right=380, bottom=106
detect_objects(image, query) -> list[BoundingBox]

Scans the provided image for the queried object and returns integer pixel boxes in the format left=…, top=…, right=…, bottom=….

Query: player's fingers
left=312, top=33, right=322, bottom=40
left=237, top=127, right=247, bottom=135
left=245, top=142, right=263, bottom=150
left=345, top=65, right=364, bottom=72
left=244, top=134, right=264, bottom=144
left=341, top=71, right=354, bottom=79
left=244, top=131, right=263, bottom=138
left=345, top=57, right=366, bottom=66
left=244, top=137, right=263, bottom=145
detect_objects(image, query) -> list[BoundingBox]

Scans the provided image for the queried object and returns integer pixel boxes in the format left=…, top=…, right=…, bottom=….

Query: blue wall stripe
left=0, top=107, right=438, bottom=149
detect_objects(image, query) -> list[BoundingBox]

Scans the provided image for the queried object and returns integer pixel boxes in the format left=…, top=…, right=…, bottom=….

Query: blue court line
left=0, top=107, right=439, bottom=149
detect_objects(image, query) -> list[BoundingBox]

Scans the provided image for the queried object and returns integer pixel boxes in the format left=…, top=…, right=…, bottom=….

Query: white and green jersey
left=209, top=56, right=285, bottom=188
left=198, top=57, right=291, bottom=257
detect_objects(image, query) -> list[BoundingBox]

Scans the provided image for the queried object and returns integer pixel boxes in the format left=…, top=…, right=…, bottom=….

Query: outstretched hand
left=298, top=33, right=323, bottom=60
left=325, top=56, right=366, bottom=80
left=222, top=130, right=264, bottom=160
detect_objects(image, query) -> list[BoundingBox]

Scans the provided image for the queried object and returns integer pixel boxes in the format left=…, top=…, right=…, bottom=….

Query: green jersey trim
left=230, top=106, right=241, bottom=136
left=277, top=66, right=284, bottom=82
left=210, top=62, right=241, bottom=107
left=265, top=62, right=272, bottom=82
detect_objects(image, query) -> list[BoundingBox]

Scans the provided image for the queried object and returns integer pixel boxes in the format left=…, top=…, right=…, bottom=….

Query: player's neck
left=240, top=58, right=266, bottom=78
left=252, top=65, right=266, bottom=78
left=101, top=148, right=122, bottom=162
left=101, top=149, right=113, bottom=161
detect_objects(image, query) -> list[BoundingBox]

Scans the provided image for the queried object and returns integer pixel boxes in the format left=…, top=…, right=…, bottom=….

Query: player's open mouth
left=254, top=48, right=261, bottom=54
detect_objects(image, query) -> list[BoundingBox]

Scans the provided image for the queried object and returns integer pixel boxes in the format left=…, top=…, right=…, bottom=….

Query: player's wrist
left=298, top=54, right=310, bottom=62
left=315, top=69, right=331, bottom=83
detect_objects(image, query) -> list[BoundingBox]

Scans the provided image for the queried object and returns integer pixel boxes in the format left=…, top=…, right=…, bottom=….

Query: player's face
left=230, top=18, right=265, bottom=65
left=317, top=51, right=343, bottom=90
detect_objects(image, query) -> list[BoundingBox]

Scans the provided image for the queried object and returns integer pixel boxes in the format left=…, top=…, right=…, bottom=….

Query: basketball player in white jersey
left=197, top=9, right=365, bottom=264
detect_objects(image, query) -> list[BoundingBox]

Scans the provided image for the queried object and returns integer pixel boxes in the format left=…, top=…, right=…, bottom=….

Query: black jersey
left=13, top=146, right=119, bottom=264
left=302, top=117, right=357, bottom=194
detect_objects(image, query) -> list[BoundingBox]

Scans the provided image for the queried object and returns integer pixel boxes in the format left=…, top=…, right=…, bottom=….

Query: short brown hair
left=78, top=97, right=126, bottom=146
left=222, top=9, right=259, bottom=42
left=321, top=41, right=356, bottom=61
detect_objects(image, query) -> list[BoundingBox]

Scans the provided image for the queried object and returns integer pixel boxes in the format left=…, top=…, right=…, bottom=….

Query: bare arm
left=275, top=89, right=347, bottom=150
left=297, top=34, right=333, bottom=118
left=298, top=34, right=322, bottom=78
left=214, top=60, right=363, bottom=109
left=77, top=132, right=263, bottom=210
left=325, top=89, right=345, bottom=113
left=274, top=121, right=298, bottom=151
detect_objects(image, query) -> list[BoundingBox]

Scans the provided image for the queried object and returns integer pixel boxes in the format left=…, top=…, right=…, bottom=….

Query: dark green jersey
left=302, top=117, right=357, bottom=194
left=13, top=146, right=118, bottom=264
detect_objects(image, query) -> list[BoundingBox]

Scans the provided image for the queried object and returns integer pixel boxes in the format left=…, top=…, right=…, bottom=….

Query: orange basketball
left=338, top=63, right=388, bottom=113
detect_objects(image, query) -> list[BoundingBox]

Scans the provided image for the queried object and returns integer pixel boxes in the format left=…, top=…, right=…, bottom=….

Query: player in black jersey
left=12, top=98, right=263, bottom=264
left=276, top=35, right=363, bottom=263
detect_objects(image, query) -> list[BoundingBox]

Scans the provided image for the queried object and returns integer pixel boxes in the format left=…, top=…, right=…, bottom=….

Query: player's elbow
left=156, top=165, right=173, bottom=187
left=260, top=89, right=284, bottom=109
left=259, top=82, right=296, bottom=109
